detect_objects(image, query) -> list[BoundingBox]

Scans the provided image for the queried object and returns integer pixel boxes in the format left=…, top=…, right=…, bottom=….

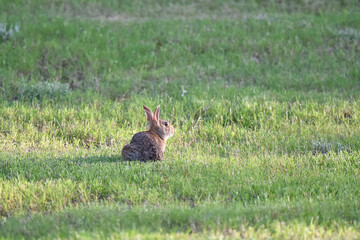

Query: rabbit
left=122, top=104, right=174, bottom=162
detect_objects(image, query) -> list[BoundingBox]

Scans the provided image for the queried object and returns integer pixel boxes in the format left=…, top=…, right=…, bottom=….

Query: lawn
left=0, top=0, right=360, bottom=239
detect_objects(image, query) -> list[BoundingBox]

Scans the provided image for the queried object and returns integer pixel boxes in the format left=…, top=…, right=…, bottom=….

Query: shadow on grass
left=0, top=152, right=145, bottom=182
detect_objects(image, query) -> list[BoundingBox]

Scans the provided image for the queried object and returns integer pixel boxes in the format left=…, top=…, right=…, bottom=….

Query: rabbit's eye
left=163, top=121, right=169, bottom=127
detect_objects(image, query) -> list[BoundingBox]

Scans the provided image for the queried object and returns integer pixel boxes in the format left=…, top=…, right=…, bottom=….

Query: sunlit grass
left=0, top=0, right=360, bottom=239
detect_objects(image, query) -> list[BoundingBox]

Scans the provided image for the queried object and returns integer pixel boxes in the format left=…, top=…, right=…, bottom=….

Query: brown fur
left=121, top=105, right=174, bottom=162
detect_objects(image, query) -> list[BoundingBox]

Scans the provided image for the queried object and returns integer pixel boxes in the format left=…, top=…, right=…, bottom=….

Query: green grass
left=1, top=0, right=360, bottom=239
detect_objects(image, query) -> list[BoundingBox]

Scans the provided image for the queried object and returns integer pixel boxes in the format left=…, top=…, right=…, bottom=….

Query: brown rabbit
left=122, top=105, right=174, bottom=162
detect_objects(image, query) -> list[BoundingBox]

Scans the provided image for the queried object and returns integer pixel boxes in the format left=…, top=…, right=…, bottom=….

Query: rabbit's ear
left=154, top=105, right=160, bottom=121
left=143, top=105, right=154, bottom=122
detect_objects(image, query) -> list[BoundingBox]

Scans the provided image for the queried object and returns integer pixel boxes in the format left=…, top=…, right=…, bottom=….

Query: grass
left=1, top=0, right=360, bottom=239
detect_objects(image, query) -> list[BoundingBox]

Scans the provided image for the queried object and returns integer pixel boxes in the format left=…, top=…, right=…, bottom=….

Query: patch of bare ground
left=57, top=3, right=267, bottom=22
left=56, top=2, right=134, bottom=23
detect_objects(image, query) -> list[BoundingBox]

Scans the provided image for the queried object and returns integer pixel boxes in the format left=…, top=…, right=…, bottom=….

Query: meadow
left=0, top=0, right=360, bottom=239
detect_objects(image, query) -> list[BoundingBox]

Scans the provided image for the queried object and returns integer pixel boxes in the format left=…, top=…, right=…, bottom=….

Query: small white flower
left=181, top=89, right=187, bottom=97
left=114, top=60, right=118, bottom=63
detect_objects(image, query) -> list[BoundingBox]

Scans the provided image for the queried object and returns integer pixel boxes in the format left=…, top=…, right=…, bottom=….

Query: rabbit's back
left=122, top=131, right=164, bottom=162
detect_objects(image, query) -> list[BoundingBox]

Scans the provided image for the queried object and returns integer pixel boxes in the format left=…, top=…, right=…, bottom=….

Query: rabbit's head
left=143, top=105, right=174, bottom=140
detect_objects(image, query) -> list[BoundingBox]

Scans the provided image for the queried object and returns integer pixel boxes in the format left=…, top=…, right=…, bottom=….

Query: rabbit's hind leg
left=121, top=144, right=142, bottom=161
